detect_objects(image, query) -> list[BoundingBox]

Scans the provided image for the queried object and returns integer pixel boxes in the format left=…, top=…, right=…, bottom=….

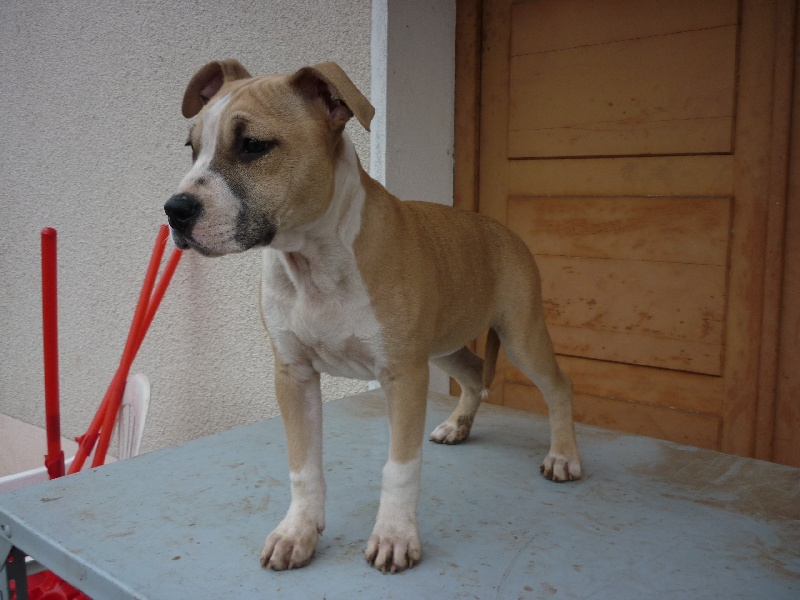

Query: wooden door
left=455, top=0, right=799, bottom=462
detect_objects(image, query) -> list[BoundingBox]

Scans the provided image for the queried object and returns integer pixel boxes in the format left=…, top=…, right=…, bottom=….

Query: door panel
left=539, top=256, right=725, bottom=373
left=509, top=196, right=730, bottom=374
left=508, top=22, right=737, bottom=158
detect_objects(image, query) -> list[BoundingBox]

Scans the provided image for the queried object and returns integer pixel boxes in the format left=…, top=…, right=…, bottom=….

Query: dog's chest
left=261, top=251, right=384, bottom=380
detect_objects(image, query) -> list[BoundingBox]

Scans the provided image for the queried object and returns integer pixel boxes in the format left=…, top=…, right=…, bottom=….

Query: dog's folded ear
left=182, top=59, right=252, bottom=118
left=290, top=63, right=375, bottom=132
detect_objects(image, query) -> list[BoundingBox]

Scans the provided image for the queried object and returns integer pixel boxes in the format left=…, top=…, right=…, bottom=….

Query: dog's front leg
left=365, top=362, right=429, bottom=573
left=260, top=360, right=325, bottom=570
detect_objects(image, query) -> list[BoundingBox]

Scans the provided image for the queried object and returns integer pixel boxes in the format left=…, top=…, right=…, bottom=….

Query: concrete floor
left=1, top=390, right=798, bottom=599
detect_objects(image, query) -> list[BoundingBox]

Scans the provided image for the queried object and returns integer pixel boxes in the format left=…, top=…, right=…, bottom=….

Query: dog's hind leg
left=429, top=347, right=483, bottom=444
left=429, top=330, right=499, bottom=444
left=500, top=316, right=582, bottom=482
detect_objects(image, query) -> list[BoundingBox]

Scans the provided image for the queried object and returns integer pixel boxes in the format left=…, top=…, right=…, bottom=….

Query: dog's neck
left=268, top=133, right=366, bottom=296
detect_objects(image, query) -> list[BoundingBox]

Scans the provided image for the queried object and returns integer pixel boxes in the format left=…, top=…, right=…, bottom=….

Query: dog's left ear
left=182, top=59, right=252, bottom=118
left=290, top=62, right=375, bottom=132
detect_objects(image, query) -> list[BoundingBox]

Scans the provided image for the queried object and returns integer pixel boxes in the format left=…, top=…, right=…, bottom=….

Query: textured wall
left=0, top=0, right=371, bottom=453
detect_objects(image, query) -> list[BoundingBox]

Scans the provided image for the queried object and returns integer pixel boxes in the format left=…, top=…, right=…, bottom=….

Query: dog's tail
left=482, top=328, right=500, bottom=391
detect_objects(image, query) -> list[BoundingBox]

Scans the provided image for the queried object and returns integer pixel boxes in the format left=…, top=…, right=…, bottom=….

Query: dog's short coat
left=165, top=60, right=582, bottom=573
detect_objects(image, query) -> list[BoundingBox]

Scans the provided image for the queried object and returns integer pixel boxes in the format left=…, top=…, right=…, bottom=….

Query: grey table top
left=1, top=390, right=799, bottom=599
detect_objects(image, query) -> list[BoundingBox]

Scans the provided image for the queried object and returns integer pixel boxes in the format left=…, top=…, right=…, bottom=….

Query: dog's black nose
left=164, top=193, right=201, bottom=231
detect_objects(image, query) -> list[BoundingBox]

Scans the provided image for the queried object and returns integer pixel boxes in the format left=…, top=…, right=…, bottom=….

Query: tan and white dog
left=164, top=60, right=582, bottom=573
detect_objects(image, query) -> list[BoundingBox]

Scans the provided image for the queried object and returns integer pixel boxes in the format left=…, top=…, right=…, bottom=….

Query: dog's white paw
left=365, top=519, right=422, bottom=573
left=540, top=451, right=582, bottom=482
left=429, top=414, right=474, bottom=445
left=260, top=512, right=324, bottom=570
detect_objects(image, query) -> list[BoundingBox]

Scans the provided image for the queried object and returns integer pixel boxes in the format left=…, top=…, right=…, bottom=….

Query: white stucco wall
left=0, top=0, right=372, bottom=454
left=371, top=0, right=456, bottom=206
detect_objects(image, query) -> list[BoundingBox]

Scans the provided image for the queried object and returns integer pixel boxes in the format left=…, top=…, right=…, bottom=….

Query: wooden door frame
left=724, top=0, right=796, bottom=459
left=773, top=1, right=800, bottom=467
left=454, top=0, right=482, bottom=216
left=449, top=0, right=483, bottom=397
left=455, top=0, right=799, bottom=464
left=754, top=0, right=798, bottom=462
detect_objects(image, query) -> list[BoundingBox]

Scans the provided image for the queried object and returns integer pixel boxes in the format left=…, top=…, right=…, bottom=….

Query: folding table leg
left=1, top=543, right=28, bottom=600
left=0, top=537, right=10, bottom=600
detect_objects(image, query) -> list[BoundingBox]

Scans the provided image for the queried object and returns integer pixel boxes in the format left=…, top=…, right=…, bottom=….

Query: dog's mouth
left=170, top=229, right=191, bottom=250
left=167, top=223, right=277, bottom=257
left=168, top=228, right=221, bottom=257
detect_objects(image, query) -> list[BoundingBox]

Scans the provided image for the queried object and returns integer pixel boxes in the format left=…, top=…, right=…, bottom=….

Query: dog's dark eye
left=240, top=138, right=276, bottom=160
left=185, top=140, right=198, bottom=162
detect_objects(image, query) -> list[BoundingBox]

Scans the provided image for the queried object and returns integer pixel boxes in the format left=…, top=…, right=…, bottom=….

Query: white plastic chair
left=116, top=373, right=150, bottom=460
left=0, top=374, right=151, bottom=494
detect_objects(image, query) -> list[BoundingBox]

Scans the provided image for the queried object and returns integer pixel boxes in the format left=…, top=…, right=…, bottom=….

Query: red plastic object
left=10, top=569, right=91, bottom=600
left=91, top=225, right=168, bottom=468
left=138, top=247, right=182, bottom=355
left=68, top=225, right=181, bottom=473
left=41, top=228, right=65, bottom=480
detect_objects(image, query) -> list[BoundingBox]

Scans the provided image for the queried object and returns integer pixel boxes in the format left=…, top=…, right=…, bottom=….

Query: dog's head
left=164, top=59, right=374, bottom=256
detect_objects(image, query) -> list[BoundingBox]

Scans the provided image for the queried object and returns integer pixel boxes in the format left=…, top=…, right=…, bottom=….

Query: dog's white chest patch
left=262, top=253, right=384, bottom=380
